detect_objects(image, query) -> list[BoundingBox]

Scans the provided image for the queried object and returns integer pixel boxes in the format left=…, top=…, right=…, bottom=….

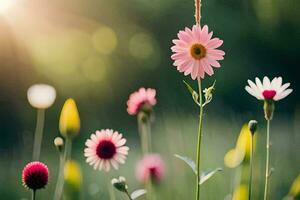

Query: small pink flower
left=127, top=88, right=157, bottom=115
left=171, top=25, right=225, bottom=80
left=245, top=76, right=293, bottom=101
left=84, top=129, right=129, bottom=172
left=22, top=161, right=49, bottom=190
left=136, top=154, right=165, bottom=183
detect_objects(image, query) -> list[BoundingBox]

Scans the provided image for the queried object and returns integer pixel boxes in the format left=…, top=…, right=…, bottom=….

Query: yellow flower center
left=190, top=43, right=206, bottom=60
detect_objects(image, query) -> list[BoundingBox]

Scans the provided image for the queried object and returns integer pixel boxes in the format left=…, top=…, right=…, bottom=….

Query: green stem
left=196, top=78, right=204, bottom=200
left=32, top=109, right=45, bottom=160
left=32, top=190, right=36, bottom=200
left=263, top=120, right=271, bottom=200
left=106, top=175, right=116, bottom=200
left=249, top=134, right=254, bottom=200
left=125, top=190, right=133, bottom=200
left=53, top=154, right=65, bottom=200
left=137, top=113, right=151, bottom=154
left=53, top=137, right=72, bottom=200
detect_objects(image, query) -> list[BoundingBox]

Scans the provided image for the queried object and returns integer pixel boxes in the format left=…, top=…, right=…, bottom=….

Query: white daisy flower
left=245, top=76, right=292, bottom=101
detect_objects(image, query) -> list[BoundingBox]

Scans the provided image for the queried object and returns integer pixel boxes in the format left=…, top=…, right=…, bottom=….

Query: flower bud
left=111, top=176, right=128, bottom=192
left=264, top=101, right=275, bottom=121
left=27, top=84, right=56, bottom=109
left=54, top=137, right=64, bottom=153
left=64, top=160, right=82, bottom=190
left=203, top=82, right=215, bottom=102
left=248, top=120, right=258, bottom=135
left=59, top=98, right=80, bottom=138
left=64, top=160, right=82, bottom=200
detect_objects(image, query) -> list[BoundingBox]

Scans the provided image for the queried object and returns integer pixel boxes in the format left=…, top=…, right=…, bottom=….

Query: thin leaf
left=183, top=80, right=195, bottom=95
left=174, top=154, right=197, bottom=174
left=199, top=168, right=222, bottom=185
left=183, top=80, right=199, bottom=105
left=131, top=189, right=147, bottom=200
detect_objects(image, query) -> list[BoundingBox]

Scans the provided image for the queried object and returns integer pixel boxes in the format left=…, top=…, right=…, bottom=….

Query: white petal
left=245, top=86, right=261, bottom=100
left=111, top=160, right=119, bottom=170
left=93, top=160, right=100, bottom=170
left=277, top=83, right=290, bottom=94
left=255, top=77, right=264, bottom=92
left=270, top=77, right=278, bottom=90
left=274, top=89, right=293, bottom=101
left=263, top=76, right=271, bottom=89
left=116, top=138, right=126, bottom=147
left=274, top=77, right=282, bottom=90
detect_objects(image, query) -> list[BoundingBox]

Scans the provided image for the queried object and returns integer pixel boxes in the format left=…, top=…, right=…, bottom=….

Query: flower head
left=111, top=176, right=128, bottom=192
left=22, top=161, right=49, bottom=190
left=245, top=77, right=292, bottom=101
left=59, top=98, right=80, bottom=138
left=27, top=84, right=56, bottom=109
left=84, top=129, right=129, bottom=172
left=171, top=25, right=225, bottom=80
left=127, top=88, right=156, bottom=115
left=54, top=137, right=64, bottom=153
left=136, top=154, right=165, bottom=183
left=64, top=160, right=82, bottom=190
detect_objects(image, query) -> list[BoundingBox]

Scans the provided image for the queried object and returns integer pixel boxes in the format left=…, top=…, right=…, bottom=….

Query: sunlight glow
left=0, top=0, right=17, bottom=14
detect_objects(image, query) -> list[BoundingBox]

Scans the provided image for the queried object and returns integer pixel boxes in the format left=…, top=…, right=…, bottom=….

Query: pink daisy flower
left=245, top=76, right=293, bottom=101
left=22, top=161, right=49, bottom=190
left=84, top=129, right=129, bottom=172
left=171, top=25, right=225, bottom=80
left=127, top=88, right=157, bottom=115
left=136, top=154, right=165, bottom=184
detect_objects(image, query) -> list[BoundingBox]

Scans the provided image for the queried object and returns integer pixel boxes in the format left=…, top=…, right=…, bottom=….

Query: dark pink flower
left=136, top=154, right=165, bottom=183
left=22, top=161, right=49, bottom=190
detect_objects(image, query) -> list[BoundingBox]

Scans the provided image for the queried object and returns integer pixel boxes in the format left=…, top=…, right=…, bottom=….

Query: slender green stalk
left=32, top=190, right=36, bottom=200
left=137, top=113, right=151, bottom=154
left=32, top=109, right=45, bottom=160
left=249, top=134, right=254, bottom=200
left=53, top=137, right=72, bottom=200
left=53, top=154, right=65, bottom=200
left=106, top=175, right=116, bottom=200
left=263, top=120, right=271, bottom=200
left=196, top=78, right=204, bottom=200
left=125, top=190, right=133, bottom=200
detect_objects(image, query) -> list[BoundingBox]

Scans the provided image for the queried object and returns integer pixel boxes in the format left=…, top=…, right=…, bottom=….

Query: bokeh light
left=92, top=26, right=117, bottom=55
left=81, top=56, right=107, bottom=82
left=129, top=33, right=154, bottom=59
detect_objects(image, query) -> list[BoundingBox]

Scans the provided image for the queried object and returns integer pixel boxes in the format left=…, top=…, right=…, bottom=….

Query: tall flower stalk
left=195, top=78, right=204, bottom=200
left=54, top=98, right=80, bottom=200
left=127, top=88, right=157, bottom=199
left=137, top=112, right=152, bottom=154
left=171, top=0, right=225, bottom=198
left=263, top=118, right=271, bottom=200
left=32, top=108, right=45, bottom=160
left=248, top=120, right=258, bottom=200
left=245, top=76, right=293, bottom=200
left=127, top=87, right=156, bottom=154
left=27, top=84, right=56, bottom=160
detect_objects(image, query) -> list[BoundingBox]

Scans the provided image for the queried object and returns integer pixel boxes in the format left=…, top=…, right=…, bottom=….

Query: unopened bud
left=111, top=176, right=128, bottom=192
left=54, top=137, right=64, bottom=152
left=264, top=101, right=275, bottom=121
left=248, top=120, right=258, bottom=135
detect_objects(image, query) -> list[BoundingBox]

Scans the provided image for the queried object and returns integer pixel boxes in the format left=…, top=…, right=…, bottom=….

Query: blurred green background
left=0, top=0, right=299, bottom=199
